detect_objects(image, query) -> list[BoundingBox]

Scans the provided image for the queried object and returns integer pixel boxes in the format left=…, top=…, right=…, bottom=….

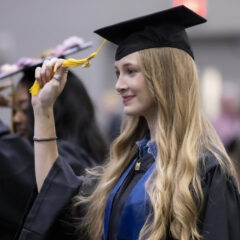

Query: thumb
left=52, top=59, right=69, bottom=84
left=52, top=59, right=69, bottom=92
left=54, top=59, right=69, bottom=78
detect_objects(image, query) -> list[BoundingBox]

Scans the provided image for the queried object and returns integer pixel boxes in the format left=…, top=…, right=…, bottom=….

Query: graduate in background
left=0, top=82, right=34, bottom=240
left=13, top=68, right=107, bottom=165
left=18, top=6, right=240, bottom=240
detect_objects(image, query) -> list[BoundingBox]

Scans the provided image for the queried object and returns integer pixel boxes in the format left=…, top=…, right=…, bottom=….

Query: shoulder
left=198, top=150, right=219, bottom=174
left=0, top=130, right=33, bottom=175
left=198, top=149, right=239, bottom=196
left=198, top=149, right=227, bottom=180
left=57, top=140, right=97, bottom=175
left=0, top=120, right=32, bottom=151
left=198, top=151, right=240, bottom=239
left=0, top=120, right=10, bottom=137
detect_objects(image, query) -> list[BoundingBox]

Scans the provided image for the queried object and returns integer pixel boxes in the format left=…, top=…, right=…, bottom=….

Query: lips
left=122, top=95, right=135, bottom=104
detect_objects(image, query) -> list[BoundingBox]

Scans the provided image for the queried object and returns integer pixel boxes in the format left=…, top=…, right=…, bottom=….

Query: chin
left=16, top=130, right=28, bottom=139
left=124, top=107, right=141, bottom=116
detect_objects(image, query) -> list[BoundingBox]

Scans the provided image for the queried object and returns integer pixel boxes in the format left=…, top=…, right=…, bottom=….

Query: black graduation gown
left=198, top=153, right=240, bottom=240
left=16, top=156, right=85, bottom=240
left=106, top=152, right=240, bottom=240
left=14, top=140, right=96, bottom=240
left=0, top=120, right=96, bottom=240
left=0, top=121, right=34, bottom=240
left=17, top=150, right=240, bottom=240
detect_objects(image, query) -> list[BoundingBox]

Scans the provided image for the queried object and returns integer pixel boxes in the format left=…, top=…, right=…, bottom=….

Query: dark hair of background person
left=18, top=69, right=107, bottom=164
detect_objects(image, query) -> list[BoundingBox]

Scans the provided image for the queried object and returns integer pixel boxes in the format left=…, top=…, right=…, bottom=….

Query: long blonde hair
left=74, top=47, right=239, bottom=240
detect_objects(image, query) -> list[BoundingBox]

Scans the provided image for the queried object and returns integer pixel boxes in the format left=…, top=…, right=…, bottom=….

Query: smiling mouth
left=122, top=95, right=135, bottom=104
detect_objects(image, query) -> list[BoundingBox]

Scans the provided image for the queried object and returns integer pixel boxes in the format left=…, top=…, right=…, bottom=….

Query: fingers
left=53, top=59, right=68, bottom=87
left=35, top=58, right=60, bottom=88
left=40, top=60, right=50, bottom=85
left=54, top=59, right=68, bottom=79
left=35, top=67, right=42, bottom=88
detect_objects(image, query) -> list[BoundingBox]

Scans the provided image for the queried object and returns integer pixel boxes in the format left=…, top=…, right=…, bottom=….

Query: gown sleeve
left=199, top=156, right=240, bottom=240
left=57, top=140, right=97, bottom=175
left=17, top=155, right=85, bottom=240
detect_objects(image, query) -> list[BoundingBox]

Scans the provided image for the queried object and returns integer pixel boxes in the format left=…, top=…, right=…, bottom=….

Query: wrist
left=33, top=105, right=53, bottom=116
left=34, top=106, right=56, bottom=139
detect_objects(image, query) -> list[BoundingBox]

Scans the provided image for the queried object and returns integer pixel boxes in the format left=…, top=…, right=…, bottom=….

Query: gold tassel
left=29, top=39, right=106, bottom=96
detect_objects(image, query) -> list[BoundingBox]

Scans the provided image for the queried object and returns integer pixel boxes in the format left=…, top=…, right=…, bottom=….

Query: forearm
left=34, top=106, right=58, bottom=191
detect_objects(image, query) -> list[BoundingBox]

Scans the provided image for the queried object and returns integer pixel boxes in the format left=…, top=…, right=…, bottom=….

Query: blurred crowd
left=211, top=81, right=240, bottom=174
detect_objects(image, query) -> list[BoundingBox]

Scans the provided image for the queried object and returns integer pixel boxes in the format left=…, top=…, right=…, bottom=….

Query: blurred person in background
left=13, top=68, right=107, bottom=165
left=0, top=81, right=34, bottom=240
left=213, top=82, right=240, bottom=148
left=212, top=82, right=240, bottom=179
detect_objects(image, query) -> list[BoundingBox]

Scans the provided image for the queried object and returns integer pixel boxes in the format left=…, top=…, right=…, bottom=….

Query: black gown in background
left=0, top=120, right=96, bottom=240
left=0, top=121, right=34, bottom=240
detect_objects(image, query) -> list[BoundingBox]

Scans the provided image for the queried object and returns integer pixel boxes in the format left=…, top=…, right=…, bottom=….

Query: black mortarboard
left=94, top=5, right=206, bottom=60
left=0, top=41, right=92, bottom=80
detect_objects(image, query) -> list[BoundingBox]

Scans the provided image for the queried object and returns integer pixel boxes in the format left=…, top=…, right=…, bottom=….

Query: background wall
left=0, top=0, right=240, bottom=133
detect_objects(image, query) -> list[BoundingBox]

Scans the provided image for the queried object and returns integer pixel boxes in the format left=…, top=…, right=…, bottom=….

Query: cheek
left=139, top=85, right=154, bottom=104
left=22, top=112, right=29, bottom=124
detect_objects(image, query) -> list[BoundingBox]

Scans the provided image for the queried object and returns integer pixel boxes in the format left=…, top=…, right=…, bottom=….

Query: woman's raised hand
left=32, top=58, right=68, bottom=110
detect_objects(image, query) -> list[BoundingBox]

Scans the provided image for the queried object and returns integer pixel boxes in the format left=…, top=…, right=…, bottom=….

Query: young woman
left=18, top=6, right=240, bottom=240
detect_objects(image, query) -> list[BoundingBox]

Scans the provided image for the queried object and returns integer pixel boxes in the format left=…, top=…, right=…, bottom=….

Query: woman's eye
left=127, top=69, right=136, bottom=75
left=115, top=71, right=120, bottom=78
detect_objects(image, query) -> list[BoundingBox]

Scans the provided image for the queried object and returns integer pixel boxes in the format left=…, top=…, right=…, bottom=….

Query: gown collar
left=136, top=131, right=157, bottom=159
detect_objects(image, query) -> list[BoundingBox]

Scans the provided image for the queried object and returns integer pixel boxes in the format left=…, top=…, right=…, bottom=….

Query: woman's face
left=115, top=52, right=156, bottom=119
left=12, top=84, right=30, bottom=138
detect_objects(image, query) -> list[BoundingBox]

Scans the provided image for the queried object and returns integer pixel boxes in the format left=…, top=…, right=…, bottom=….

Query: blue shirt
left=103, top=134, right=157, bottom=240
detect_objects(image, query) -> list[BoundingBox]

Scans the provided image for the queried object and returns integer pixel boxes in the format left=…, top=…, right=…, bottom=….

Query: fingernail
left=37, top=80, right=42, bottom=88
left=46, top=70, right=50, bottom=78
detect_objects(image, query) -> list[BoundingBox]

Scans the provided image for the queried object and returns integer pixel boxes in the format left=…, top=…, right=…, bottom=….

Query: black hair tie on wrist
left=33, top=136, right=58, bottom=142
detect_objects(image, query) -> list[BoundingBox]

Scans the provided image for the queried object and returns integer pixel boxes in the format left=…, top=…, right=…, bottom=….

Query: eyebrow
left=114, top=62, right=137, bottom=70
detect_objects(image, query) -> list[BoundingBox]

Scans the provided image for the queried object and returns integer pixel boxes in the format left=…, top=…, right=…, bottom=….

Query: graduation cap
left=94, top=5, right=207, bottom=60
left=0, top=41, right=92, bottom=81
left=0, top=80, right=12, bottom=107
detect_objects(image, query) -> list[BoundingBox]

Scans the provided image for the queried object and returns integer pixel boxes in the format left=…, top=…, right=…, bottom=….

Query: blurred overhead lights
left=173, top=0, right=207, bottom=17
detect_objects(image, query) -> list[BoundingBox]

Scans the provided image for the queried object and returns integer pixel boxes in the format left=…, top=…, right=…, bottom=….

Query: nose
left=115, top=75, right=128, bottom=94
left=13, top=110, right=23, bottom=124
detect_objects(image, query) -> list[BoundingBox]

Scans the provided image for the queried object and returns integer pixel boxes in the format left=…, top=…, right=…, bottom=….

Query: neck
left=144, top=112, right=157, bottom=142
